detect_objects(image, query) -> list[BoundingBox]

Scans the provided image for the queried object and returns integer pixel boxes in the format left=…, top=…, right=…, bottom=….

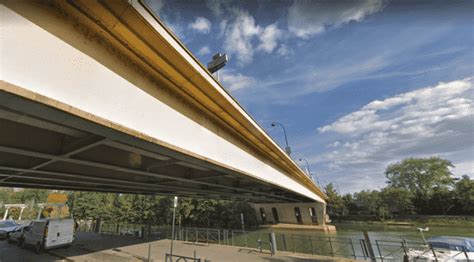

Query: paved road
left=0, top=232, right=359, bottom=262
left=0, top=239, right=63, bottom=262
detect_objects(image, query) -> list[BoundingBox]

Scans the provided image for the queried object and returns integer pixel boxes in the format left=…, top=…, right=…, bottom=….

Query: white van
left=22, top=218, right=75, bottom=253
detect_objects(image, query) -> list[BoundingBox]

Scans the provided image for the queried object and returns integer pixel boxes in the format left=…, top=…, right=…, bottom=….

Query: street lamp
left=271, top=122, right=291, bottom=156
left=298, top=158, right=311, bottom=177
left=298, top=158, right=320, bottom=186
left=170, top=196, right=178, bottom=259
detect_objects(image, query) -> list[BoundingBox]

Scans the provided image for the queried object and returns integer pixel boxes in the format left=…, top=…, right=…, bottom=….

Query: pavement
left=0, top=232, right=360, bottom=262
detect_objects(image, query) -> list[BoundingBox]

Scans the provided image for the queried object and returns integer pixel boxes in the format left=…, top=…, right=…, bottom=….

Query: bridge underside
left=0, top=86, right=312, bottom=203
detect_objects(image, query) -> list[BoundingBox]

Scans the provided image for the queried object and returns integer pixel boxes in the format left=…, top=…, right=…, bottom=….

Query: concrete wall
left=252, top=202, right=326, bottom=226
left=0, top=4, right=324, bottom=203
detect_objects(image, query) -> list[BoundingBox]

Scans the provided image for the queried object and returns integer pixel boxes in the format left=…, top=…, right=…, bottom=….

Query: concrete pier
left=252, top=202, right=328, bottom=227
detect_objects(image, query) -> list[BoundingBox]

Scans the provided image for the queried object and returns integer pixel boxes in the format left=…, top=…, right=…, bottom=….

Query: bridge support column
left=252, top=202, right=326, bottom=226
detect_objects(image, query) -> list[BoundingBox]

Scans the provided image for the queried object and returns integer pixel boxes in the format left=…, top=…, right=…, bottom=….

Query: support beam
left=0, top=168, right=281, bottom=202
left=0, top=145, right=299, bottom=202
left=104, top=140, right=169, bottom=161
left=0, top=136, right=106, bottom=182
left=0, top=107, right=87, bottom=138
left=158, top=173, right=233, bottom=185
left=0, top=181, right=150, bottom=195
left=146, top=159, right=181, bottom=171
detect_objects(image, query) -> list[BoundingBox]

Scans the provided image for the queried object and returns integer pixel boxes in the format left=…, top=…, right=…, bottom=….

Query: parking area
left=0, top=239, right=62, bottom=262
left=0, top=232, right=359, bottom=262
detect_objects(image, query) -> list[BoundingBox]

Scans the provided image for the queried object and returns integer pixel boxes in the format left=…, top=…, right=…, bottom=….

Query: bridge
left=0, top=1, right=327, bottom=226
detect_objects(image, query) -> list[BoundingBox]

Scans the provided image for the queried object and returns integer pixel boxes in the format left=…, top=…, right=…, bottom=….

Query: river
left=247, top=223, right=473, bottom=260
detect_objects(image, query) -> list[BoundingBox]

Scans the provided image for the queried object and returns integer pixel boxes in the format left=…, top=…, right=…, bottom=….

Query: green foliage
left=324, top=156, right=473, bottom=220
left=380, top=187, right=414, bottom=216
left=353, top=190, right=381, bottom=216
left=325, top=183, right=347, bottom=217
left=1, top=188, right=258, bottom=228
left=385, top=157, right=454, bottom=197
left=452, top=175, right=474, bottom=215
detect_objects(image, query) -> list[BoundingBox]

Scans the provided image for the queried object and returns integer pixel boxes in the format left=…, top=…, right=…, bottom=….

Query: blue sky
left=146, top=0, right=474, bottom=193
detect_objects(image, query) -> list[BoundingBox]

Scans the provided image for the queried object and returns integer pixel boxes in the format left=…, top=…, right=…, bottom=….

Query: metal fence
left=78, top=222, right=471, bottom=261
left=90, top=223, right=362, bottom=258
left=276, top=235, right=357, bottom=259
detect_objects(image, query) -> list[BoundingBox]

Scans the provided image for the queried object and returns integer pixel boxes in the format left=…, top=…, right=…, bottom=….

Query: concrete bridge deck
left=0, top=0, right=326, bottom=222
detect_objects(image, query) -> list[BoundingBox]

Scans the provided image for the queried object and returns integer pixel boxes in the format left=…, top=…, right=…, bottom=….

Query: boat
left=408, top=236, right=474, bottom=261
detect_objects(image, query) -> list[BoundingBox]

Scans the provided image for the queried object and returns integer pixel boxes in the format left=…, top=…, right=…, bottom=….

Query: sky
left=145, top=0, right=474, bottom=193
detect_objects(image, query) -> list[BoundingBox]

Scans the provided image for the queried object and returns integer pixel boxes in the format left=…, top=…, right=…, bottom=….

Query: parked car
left=8, top=223, right=30, bottom=246
left=0, top=221, right=19, bottom=240
left=22, top=218, right=75, bottom=253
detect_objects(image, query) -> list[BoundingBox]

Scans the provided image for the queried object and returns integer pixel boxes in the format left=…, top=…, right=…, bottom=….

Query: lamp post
left=271, top=122, right=291, bottom=156
left=170, top=196, right=178, bottom=259
left=298, top=158, right=311, bottom=177
left=298, top=158, right=320, bottom=186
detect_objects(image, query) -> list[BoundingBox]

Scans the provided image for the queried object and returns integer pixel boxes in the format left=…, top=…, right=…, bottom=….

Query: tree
left=71, top=192, right=113, bottom=220
left=324, top=183, right=347, bottom=218
left=342, top=194, right=358, bottom=215
left=353, top=190, right=389, bottom=219
left=453, top=175, right=474, bottom=215
left=380, top=187, right=414, bottom=216
left=385, top=157, right=454, bottom=197
left=429, top=187, right=455, bottom=215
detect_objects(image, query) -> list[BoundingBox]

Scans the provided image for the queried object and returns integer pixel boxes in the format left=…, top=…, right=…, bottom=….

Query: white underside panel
left=0, top=5, right=323, bottom=203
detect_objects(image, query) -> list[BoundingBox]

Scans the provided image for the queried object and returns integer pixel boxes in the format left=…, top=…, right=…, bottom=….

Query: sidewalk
left=48, top=233, right=361, bottom=262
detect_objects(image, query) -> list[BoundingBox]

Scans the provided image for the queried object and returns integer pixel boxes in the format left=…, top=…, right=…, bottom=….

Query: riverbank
left=259, top=223, right=337, bottom=232
left=331, top=215, right=474, bottom=227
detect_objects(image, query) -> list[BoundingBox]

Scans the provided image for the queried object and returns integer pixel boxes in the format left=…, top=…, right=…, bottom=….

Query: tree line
left=0, top=188, right=257, bottom=229
left=325, top=157, right=474, bottom=221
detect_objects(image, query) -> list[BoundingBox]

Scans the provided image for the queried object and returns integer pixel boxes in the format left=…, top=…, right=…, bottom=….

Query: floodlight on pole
left=207, top=53, right=228, bottom=81
left=271, top=122, right=291, bottom=156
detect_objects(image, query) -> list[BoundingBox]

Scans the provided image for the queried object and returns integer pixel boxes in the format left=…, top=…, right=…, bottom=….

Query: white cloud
left=197, top=46, right=211, bottom=56
left=257, top=23, right=282, bottom=53
left=276, top=44, right=291, bottom=57
left=206, top=0, right=224, bottom=17
left=167, top=22, right=186, bottom=41
left=287, top=0, right=385, bottom=39
left=233, top=21, right=459, bottom=105
left=452, top=161, right=474, bottom=177
left=222, top=10, right=283, bottom=65
left=189, top=17, right=212, bottom=34
left=319, top=78, right=472, bottom=134
left=220, top=70, right=256, bottom=91
left=222, top=10, right=260, bottom=65
left=312, top=78, right=474, bottom=192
